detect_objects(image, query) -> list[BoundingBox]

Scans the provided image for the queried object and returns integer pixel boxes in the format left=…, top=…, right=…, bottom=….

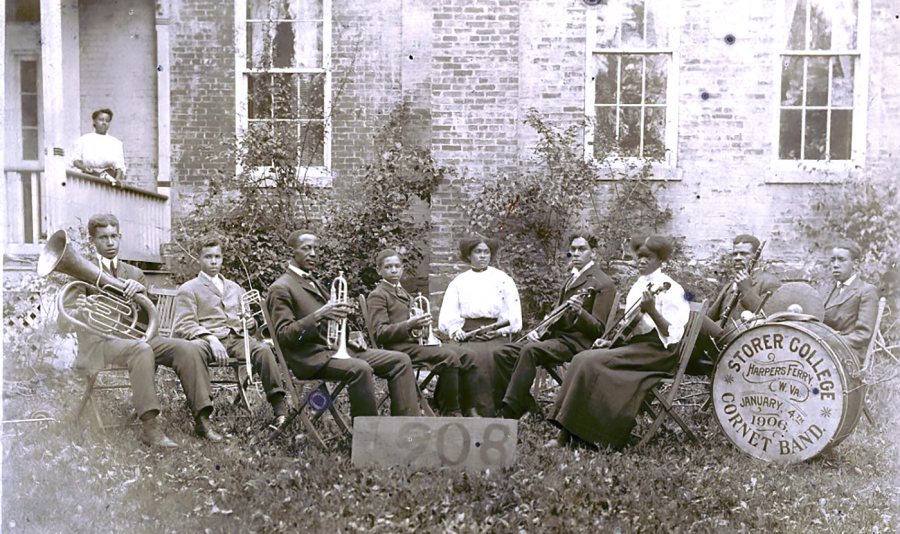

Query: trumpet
left=38, top=229, right=159, bottom=341
left=326, top=271, right=351, bottom=359
left=410, top=292, right=441, bottom=346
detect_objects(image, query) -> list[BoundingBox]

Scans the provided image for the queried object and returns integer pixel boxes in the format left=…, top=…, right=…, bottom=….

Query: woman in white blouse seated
left=439, top=236, right=522, bottom=417
left=547, top=235, right=690, bottom=449
left=70, top=108, right=127, bottom=185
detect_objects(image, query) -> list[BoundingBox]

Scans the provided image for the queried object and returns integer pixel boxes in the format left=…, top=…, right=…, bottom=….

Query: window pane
left=273, top=22, right=323, bottom=69
left=643, top=107, right=666, bottom=159
left=594, top=0, right=671, bottom=48
left=298, top=73, right=325, bottom=119
left=808, top=2, right=832, bottom=50
left=248, top=74, right=272, bottom=119
left=620, top=0, right=646, bottom=46
left=20, top=60, right=37, bottom=92
left=619, top=107, right=642, bottom=157
left=272, top=74, right=298, bottom=119
left=21, top=95, right=38, bottom=127
left=594, top=106, right=617, bottom=153
left=804, top=110, right=827, bottom=160
left=784, top=0, right=807, bottom=50
left=829, top=109, right=852, bottom=160
left=298, top=122, right=325, bottom=167
left=287, top=0, right=323, bottom=21
left=620, top=56, right=642, bottom=105
left=245, top=122, right=275, bottom=166
left=780, top=56, right=804, bottom=106
left=22, top=129, right=39, bottom=160
left=644, top=54, right=667, bottom=104
left=831, top=56, right=854, bottom=107
left=643, top=0, right=670, bottom=48
left=247, top=21, right=272, bottom=69
left=273, top=122, right=299, bottom=168
left=805, top=57, right=828, bottom=106
left=593, top=55, right=617, bottom=105
left=779, top=109, right=802, bottom=159
left=248, top=0, right=323, bottom=21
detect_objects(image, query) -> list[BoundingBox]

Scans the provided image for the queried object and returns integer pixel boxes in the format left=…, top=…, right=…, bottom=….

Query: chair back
left=357, top=294, right=381, bottom=349
left=862, top=297, right=886, bottom=371
left=674, top=300, right=709, bottom=378
left=603, top=291, right=622, bottom=337
left=259, top=295, right=300, bottom=401
left=149, top=287, right=178, bottom=337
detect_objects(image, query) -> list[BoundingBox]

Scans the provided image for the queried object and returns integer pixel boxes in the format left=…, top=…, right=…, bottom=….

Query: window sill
left=766, top=160, right=862, bottom=184
left=248, top=166, right=333, bottom=188
left=595, top=160, right=683, bottom=182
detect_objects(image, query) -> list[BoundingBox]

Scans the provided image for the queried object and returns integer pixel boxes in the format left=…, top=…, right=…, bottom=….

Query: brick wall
left=78, top=0, right=157, bottom=189
left=168, top=0, right=236, bottom=217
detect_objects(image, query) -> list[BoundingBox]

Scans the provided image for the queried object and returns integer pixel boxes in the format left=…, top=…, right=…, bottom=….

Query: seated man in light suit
left=821, top=239, right=880, bottom=359
left=173, top=238, right=288, bottom=426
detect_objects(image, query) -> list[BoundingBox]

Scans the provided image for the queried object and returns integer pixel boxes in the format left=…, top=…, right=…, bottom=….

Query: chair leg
left=75, top=375, right=98, bottom=424
left=863, top=403, right=876, bottom=426
left=232, top=366, right=253, bottom=413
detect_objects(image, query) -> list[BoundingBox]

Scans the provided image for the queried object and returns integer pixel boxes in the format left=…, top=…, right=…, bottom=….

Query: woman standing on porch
left=70, top=108, right=127, bottom=185
left=547, top=235, right=690, bottom=449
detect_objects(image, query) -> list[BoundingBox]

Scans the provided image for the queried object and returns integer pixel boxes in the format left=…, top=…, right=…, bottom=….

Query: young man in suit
left=173, top=238, right=288, bottom=426
left=822, top=239, right=880, bottom=358
left=691, top=234, right=782, bottom=374
left=493, top=233, right=617, bottom=420
left=265, top=230, right=419, bottom=419
left=366, top=249, right=478, bottom=416
left=62, top=214, right=219, bottom=447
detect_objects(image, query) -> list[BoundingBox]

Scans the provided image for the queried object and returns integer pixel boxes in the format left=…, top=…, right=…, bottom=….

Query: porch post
left=156, top=0, right=172, bottom=253
left=39, top=0, right=67, bottom=236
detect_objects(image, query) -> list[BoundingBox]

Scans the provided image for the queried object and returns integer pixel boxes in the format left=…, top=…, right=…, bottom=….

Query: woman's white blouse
left=438, top=266, right=522, bottom=337
left=624, top=268, right=689, bottom=348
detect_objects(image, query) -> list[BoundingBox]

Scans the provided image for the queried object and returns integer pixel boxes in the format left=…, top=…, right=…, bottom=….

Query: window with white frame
left=585, top=0, right=679, bottom=164
left=778, top=0, right=865, bottom=162
left=236, top=0, right=331, bottom=176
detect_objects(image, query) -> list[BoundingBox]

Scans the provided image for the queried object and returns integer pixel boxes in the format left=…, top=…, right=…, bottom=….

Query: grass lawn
left=2, top=368, right=898, bottom=533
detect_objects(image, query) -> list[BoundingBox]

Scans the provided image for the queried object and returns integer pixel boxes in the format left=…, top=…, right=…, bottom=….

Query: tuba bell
left=39, top=229, right=159, bottom=341
left=410, top=292, right=441, bottom=346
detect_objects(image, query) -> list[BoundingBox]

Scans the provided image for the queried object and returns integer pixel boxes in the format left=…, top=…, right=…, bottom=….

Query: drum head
left=763, top=282, right=825, bottom=320
left=712, top=320, right=858, bottom=463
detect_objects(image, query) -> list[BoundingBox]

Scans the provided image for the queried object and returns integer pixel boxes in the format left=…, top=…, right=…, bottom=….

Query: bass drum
left=712, top=317, right=863, bottom=463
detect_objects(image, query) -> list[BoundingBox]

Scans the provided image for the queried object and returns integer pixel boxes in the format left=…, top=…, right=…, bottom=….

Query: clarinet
left=717, top=241, right=766, bottom=328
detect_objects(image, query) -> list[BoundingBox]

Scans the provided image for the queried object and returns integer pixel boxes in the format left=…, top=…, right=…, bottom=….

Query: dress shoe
left=194, top=415, right=224, bottom=442
left=272, top=398, right=289, bottom=427
left=141, top=419, right=179, bottom=448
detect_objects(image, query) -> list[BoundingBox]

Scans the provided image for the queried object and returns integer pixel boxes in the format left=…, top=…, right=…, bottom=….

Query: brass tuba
left=410, top=292, right=441, bottom=346
left=326, top=271, right=351, bottom=359
left=39, top=229, right=159, bottom=341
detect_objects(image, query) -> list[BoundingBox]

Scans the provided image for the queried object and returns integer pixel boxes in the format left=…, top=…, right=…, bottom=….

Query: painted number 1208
left=397, top=421, right=513, bottom=467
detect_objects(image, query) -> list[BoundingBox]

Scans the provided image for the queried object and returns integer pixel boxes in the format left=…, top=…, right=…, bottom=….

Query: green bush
left=464, top=108, right=672, bottom=320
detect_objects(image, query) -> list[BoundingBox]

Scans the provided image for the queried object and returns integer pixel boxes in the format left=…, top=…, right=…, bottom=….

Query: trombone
left=239, top=289, right=264, bottom=385
left=326, top=271, right=351, bottom=359
left=410, top=292, right=441, bottom=346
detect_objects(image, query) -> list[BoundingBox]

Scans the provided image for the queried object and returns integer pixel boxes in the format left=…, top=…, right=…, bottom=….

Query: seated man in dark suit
left=821, top=239, right=880, bottom=359
left=62, top=213, right=219, bottom=446
left=366, top=249, right=477, bottom=416
left=493, top=233, right=617, bottom=419
left=265, top=230, right=419, bottom=419
left=691, top=234, right=782, bottom=373
left=173, top=238, right=288, bottom=426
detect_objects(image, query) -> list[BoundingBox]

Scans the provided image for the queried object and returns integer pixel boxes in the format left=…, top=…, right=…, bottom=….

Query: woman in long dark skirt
left=438, top=236, right=522, bottom=416
left=547, top=235, right=690, bottom=449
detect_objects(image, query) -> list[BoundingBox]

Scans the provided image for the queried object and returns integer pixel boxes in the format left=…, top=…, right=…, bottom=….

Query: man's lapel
left=826, top=278, right=860, bottom=309
left=198, top=274, right=222, bottom=296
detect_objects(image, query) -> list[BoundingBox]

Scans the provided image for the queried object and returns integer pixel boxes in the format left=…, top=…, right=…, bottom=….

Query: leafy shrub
left=464, top=108, right=672, bottom=320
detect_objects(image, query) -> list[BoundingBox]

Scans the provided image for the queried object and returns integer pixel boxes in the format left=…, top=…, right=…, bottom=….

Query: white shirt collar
left=199, top=270, right=222, bottom=283
left=288, top=264, right=310, bottom=279
left=840, top=274, right=857, bottom=287
left=96, top=254, right=117, bottom=271
left=570, top=260, right=595, bottom=279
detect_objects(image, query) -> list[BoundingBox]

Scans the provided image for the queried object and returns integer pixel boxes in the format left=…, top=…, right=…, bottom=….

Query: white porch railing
left=3, top=166, right=170, bottom=263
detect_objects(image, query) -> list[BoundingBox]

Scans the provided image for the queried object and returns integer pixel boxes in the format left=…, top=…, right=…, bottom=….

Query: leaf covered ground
left=2, top=368, right=898, bottom=533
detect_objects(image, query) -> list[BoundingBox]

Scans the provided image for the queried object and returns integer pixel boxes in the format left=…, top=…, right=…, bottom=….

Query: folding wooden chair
left=635, top=299, right=708, bottom=448
left=859, top=297, right=888, bottom=426
left=150, top=287, right=261, bottom=412
left=260, top=303, right=352, bottom=448
left=357, top=294, right=436, bottom=416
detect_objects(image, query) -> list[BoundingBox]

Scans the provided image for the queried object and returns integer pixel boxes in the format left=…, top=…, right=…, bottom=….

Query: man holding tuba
left=365, top=249, right=477, bottom=416
left=265, top=230, right=419, bottom=419
left=60, top=214, right=221, bottom=446
left=493, top=233, right=616, bottom=420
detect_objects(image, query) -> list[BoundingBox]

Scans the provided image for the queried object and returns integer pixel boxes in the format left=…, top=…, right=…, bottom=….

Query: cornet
left=38, top=229, right=159, bottom=341
left=326, top=271, right=351, bottom=359
left=410, top=292, right=441, bottom=346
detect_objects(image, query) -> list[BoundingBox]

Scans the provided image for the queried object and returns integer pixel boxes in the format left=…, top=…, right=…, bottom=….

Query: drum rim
left=711, top=319, right=862, bottom=463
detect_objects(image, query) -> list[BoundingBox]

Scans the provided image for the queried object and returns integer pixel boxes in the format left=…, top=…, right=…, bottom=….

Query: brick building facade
left=5, top=0, right=898, bottom=294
